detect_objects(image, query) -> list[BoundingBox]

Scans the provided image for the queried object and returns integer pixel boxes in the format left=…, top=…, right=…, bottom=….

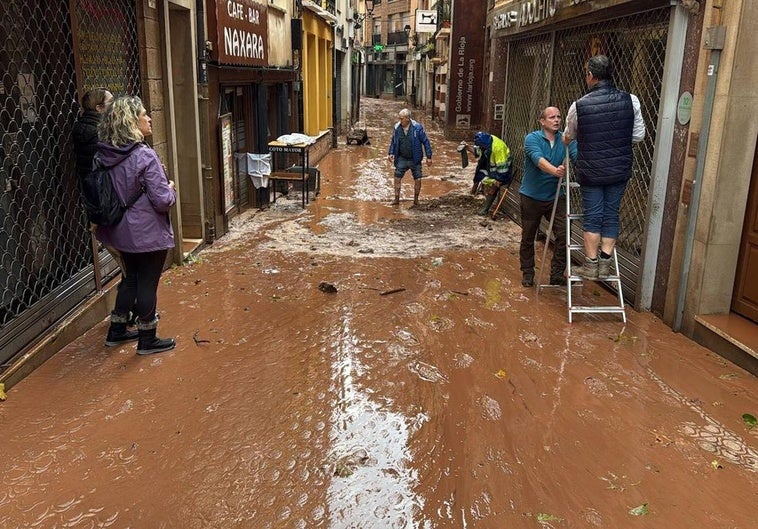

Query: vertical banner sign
left=219, top=113, right=235, bottom=212
left=215, top=0, right=269, bottom=67
left=447, top=1, right=487, bottom=131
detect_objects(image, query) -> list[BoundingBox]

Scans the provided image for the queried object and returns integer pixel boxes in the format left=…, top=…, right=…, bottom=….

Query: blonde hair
left=98, top=95, right=145, bottom=146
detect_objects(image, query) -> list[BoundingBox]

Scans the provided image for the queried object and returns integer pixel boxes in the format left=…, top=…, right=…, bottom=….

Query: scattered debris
left=380, top=288, right=405, bottom=296
left=346, top=128, right=369, bottom=145
left=0, top=383, right=6, bottom=401
left=628, top=503, right=649, bottom=516
left=318, top=281, right=338, bottom=293
left=192, top=331, right=211, bottom=345
left=494, top=369, right=508, bottom=379
left=711, top=459, right=724, bottom=470
left=409, top=360, right=448, bottom=383
left=536, top=512, right=563, bottom=523
left=323, top=447, right=373, bottom=478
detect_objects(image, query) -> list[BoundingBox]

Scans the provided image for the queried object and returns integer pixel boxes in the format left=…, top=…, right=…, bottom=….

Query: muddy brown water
left=1, top=99, right=757, bottom=528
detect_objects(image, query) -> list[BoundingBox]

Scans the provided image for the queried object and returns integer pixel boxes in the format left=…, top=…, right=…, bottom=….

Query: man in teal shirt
left=519, top=106, right=577, bottom=287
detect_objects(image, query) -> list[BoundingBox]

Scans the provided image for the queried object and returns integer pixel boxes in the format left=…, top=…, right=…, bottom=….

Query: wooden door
left=732, top=138, right=758, bottom=322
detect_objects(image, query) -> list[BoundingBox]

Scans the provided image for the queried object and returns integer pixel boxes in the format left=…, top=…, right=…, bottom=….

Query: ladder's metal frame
left=537, top=153, right=627, bottom=323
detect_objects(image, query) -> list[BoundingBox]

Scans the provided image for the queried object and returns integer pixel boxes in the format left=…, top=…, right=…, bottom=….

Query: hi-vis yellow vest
left=490, top=136, right=511, bottom=175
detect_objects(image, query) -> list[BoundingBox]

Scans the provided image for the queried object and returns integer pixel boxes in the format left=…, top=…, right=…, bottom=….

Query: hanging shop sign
left=214, top=0, right=269, bottom=66
left=416, top=9, right=438, bottom=33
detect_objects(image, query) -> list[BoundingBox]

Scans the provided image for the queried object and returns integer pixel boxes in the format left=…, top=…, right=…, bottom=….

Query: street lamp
left=353, top=0, right=375, bottom=29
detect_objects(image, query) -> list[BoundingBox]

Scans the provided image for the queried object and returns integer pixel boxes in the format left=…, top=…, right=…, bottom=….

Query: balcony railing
left=312, top=0, right=336, bottom=14
left=387, top=30, right=409, bottom=46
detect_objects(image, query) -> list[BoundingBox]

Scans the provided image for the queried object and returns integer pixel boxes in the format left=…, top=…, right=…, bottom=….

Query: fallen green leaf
left=628, top=503, right=649, bottom=516
left=536, top=512, right=563, bottom=522
left=742, top=413, right=757, bottom=429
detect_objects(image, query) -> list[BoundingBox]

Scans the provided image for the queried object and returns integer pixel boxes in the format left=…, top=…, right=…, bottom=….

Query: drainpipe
left=196, top=0, right=215, bottom=243
left=673, top=25, right=725, bottom=332
left=331, top=22, right=338, bottom=148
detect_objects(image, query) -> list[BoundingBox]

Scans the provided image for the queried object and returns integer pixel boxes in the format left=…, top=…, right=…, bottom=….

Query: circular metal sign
left=677, top=91, right=693, bottom=125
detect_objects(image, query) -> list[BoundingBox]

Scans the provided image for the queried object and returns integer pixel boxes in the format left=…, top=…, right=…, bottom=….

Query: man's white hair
left=399, top=108, right=411, bottom=119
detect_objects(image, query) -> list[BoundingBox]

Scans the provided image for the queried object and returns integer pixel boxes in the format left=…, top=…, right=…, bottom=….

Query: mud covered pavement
left=2, top=99, right=757, bottom=528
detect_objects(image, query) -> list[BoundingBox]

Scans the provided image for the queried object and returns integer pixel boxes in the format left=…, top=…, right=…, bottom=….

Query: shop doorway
left=732, top=138, right=758, bottom=323
left=163, top=0, right=205, bottom=262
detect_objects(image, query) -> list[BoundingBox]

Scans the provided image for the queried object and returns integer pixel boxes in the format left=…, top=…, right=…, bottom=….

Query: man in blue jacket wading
left=387, top=108, right=433, bottom=207
left=562, top=54, right=645, bottom=280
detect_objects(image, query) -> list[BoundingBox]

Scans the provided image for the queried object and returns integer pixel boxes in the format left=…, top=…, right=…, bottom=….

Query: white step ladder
left=537, top=155, right=626, bottom=323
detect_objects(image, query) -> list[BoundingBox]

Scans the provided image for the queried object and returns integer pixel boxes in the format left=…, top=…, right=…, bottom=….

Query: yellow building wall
left=302, top=12, right=333, bottom=136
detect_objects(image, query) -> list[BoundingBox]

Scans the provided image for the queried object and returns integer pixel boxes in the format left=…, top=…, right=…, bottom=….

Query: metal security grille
left=502, top=7, right=670, bottom=305
left=0, top=0, right=140, bottom=368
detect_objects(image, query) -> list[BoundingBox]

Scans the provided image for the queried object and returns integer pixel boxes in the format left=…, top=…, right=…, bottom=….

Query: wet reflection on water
left=326, top=307, right=429, bottom=527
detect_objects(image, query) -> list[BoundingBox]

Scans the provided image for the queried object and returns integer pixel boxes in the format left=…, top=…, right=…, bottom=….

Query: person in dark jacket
left=72, top=87, right=113, bottom=182
left=97, top=96, right=177, bottom=355
left=387, top=108, right=432, bottom=207
left=562, top=55, right=645, bottom=280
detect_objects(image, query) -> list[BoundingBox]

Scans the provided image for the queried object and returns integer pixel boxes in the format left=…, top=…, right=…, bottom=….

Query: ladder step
left=568, top=213, right=583, bottom=220
left=570, top=306, right=626, bottom=314
left=568, top=275, right=621, bottom=281
left=568, top=244, right=584, bottom=251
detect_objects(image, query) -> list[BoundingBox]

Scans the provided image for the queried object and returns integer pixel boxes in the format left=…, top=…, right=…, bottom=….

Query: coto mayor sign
left=215, top=0, right=268, bottom=66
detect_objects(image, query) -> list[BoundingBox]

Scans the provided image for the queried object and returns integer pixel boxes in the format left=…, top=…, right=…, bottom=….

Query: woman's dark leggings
left=114, top=249, right=168, bottom=323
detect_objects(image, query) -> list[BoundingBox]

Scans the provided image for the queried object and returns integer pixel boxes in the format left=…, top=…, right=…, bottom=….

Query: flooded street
left=2, top=98, right=757, bottom=528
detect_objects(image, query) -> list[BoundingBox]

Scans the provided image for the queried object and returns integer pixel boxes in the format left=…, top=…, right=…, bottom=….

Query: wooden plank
left=269, top=171, right=307, bottom=181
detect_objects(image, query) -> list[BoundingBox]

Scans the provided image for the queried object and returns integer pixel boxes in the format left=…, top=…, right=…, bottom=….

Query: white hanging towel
left=235, top=153, right=271, bottom=189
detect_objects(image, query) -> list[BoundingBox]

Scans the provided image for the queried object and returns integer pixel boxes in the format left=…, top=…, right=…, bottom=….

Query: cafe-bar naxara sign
left=215, top=0, right=268, bottom=66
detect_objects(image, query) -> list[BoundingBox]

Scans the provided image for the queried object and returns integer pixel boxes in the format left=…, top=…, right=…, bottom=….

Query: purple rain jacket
left=95, top=142, right=176, bottom=253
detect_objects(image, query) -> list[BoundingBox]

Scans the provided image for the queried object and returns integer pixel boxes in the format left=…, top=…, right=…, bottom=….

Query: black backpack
left=81, top=144, right=143, bottom=227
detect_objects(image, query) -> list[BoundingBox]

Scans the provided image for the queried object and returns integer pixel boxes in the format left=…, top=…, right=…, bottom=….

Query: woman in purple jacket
left=97, top=96, right=176, bottom=355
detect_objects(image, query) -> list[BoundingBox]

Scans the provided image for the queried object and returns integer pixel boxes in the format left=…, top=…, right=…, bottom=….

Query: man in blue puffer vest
left=562, top=55, right=645, bottom=280
left=387, top=108, right=433, bottom=207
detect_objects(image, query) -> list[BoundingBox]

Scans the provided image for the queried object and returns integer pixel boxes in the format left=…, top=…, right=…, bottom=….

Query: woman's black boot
left=105, top=312, right=139, bottom=346
left=136, top=317, right=175, bottom=355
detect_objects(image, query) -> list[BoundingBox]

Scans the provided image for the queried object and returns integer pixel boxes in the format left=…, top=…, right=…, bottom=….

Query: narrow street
left=1, top=98, right=757, bottom=528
